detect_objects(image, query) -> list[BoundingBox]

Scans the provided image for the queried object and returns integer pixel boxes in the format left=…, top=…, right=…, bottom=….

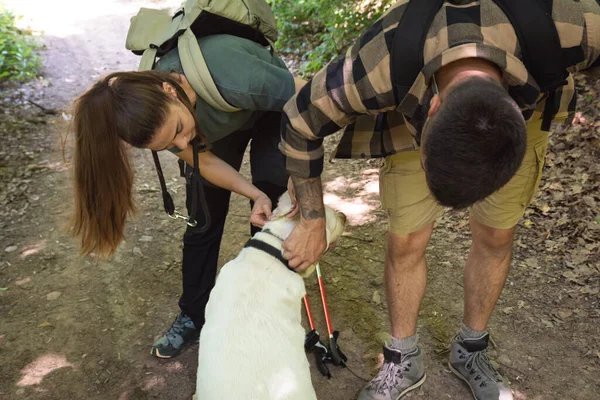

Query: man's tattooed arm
left=291, top=176, right=325, bottom=220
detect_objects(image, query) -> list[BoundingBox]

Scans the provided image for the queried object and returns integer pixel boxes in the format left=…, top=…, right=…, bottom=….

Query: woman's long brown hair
left=70, top=70, right=206, bottom=257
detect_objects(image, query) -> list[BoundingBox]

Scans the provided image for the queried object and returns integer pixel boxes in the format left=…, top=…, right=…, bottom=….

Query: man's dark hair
left=422, top=76, right=527, bottom=209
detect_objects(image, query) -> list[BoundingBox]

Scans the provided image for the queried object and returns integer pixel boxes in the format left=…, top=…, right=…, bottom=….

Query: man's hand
left=282, top=176, right=327, bottom=271
left=283, top=218, right=326, bottom=271
left=249, top=192, right=272, bottom=228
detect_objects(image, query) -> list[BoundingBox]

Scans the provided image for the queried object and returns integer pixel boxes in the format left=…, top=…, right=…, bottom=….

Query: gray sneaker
left=358, top=343, right=426, bottom=400
left=151, top=312, right=199, bottom=359
left=449, top=334, right=513, bottom=400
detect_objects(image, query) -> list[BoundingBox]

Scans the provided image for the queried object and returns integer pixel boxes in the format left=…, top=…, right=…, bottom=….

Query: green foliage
left=0, top=4, right=41, bottom=82
left=269, top=0, right=395, bottom=76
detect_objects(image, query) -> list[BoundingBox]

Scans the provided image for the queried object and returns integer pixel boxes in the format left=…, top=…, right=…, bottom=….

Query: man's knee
left=470, top=217, right=515, bottom=255
left=386, top=223, right=434, bottom=266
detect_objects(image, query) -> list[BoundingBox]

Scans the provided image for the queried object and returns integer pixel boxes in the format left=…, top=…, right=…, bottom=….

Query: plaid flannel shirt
left=280, top=0, right=600, bottom=178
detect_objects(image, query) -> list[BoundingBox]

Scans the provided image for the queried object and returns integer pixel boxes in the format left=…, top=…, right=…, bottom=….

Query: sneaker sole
left=150, top=347, right=176, bottom=359
left=150, top=332, right=200, bottom=359
left=397, top=373, right=427, bottom=399
left=448, top=363, right=480, bottom=400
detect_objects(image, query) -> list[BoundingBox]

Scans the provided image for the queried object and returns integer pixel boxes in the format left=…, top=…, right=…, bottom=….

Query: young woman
left=70, top=34, right=303, bottom=358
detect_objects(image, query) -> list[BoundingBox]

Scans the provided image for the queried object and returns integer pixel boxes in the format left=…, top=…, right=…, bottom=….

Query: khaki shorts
left=379, top=119, right=549, bottom=234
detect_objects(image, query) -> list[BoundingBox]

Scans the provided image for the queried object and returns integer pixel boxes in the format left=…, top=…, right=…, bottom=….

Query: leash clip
left=168, top=210, right=198, bottom=227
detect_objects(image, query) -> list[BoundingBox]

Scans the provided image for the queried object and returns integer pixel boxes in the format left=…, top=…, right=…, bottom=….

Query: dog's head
left=265, top=191, right=346, bottom=277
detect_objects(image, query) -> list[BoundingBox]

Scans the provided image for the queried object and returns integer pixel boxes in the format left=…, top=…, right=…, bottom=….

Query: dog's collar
left=261, top=229, right=285, bottom=242
left=244, top=230, right=293, bottom=272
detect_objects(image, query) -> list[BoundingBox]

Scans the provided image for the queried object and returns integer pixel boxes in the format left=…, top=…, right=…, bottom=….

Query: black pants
left=178, top=111, right=288, bottom=328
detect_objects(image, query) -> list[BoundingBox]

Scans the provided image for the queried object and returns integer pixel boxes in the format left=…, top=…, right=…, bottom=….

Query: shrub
left=269, top=0, right=395, bottom=76
left=0, top=4, right=41, bottom=82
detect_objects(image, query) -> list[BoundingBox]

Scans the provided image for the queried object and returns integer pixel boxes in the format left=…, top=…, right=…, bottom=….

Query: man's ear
left=428, top=94, right=441, bottom=118
left=271, top=191, right=295, bottom=219
left=162, top=82, right=177, bottom=99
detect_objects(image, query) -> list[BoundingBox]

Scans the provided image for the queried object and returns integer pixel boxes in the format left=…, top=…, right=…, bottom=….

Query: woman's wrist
left=251, top=189, right=266, bottom=202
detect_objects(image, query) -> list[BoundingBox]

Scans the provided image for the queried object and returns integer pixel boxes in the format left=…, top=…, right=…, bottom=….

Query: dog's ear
left=271, top=191, right=295, bottom=219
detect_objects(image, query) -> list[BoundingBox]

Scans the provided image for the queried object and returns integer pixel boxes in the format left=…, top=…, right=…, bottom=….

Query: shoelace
left=375, top=359, right=409, bottom=394
left=464, top=349, right=502, bottom=388
left=166, top=315, right=190, bottom=340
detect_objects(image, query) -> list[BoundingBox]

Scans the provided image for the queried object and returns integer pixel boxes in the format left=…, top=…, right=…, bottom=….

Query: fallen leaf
left=4, top=246, right=17, bottom=253
left=502, top=307, right=514, bottom=315
left=583, top=196, right=596, bottom=208
left=0, top=288, right=7, bottom=291
left=39, top=321, right=53, bottom=327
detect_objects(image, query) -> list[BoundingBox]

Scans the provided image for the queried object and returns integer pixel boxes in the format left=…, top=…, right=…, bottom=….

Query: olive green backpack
left=125, top=0, right=279, bottom=112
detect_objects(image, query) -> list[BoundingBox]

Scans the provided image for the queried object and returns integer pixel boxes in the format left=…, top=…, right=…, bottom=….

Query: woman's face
left=146, top=100, right=196, bottom=152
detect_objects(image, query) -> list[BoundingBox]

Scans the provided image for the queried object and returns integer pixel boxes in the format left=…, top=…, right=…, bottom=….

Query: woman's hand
left=250, top=192, right=272, bottom=228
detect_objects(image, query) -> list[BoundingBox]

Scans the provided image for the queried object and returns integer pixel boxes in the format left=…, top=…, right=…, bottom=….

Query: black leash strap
left=152, top=150, right=175, bottom=216
left=151, top=137, right=211, bottom=231
left=244, top=238, right=293, bottom=272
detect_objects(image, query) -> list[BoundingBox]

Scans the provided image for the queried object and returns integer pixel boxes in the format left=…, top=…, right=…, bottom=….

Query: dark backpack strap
left=491, top=0, right=568, bottom=130
left=391, top=0, right=445, bottom=105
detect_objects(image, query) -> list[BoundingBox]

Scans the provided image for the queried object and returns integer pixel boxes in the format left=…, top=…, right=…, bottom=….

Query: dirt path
left=1, top=1, right=599, bottom=399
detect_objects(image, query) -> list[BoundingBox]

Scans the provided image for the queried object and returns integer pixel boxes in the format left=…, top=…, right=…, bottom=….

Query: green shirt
left=154, top=34, right=295, bottom=145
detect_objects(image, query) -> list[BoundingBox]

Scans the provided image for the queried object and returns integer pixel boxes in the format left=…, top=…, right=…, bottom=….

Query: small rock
left=46, top=291, right=62, bottom=301
left=5, top=246, right=17, bottom=253
left=140, top=236, right=153, bottom=242
left=370, top=276, right=384, bottom=287
left=372, top=290, right=381, bottom=305
left=374, top=332, right=392, bottom=345
left=16, top=389, right=25, bottom=396
left=497, top=354, right=512, bottom=365
left=502, top=307, right=514, bottom=315
left=541, top=319, right=554, bottom=328
left=557, top=309, right=573, bottom=319
left=133, top=247, right=143, bottom=256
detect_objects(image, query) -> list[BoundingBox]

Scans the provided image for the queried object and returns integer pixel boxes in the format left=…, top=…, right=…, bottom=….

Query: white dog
left=193, top=192, right=346, bottom=400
